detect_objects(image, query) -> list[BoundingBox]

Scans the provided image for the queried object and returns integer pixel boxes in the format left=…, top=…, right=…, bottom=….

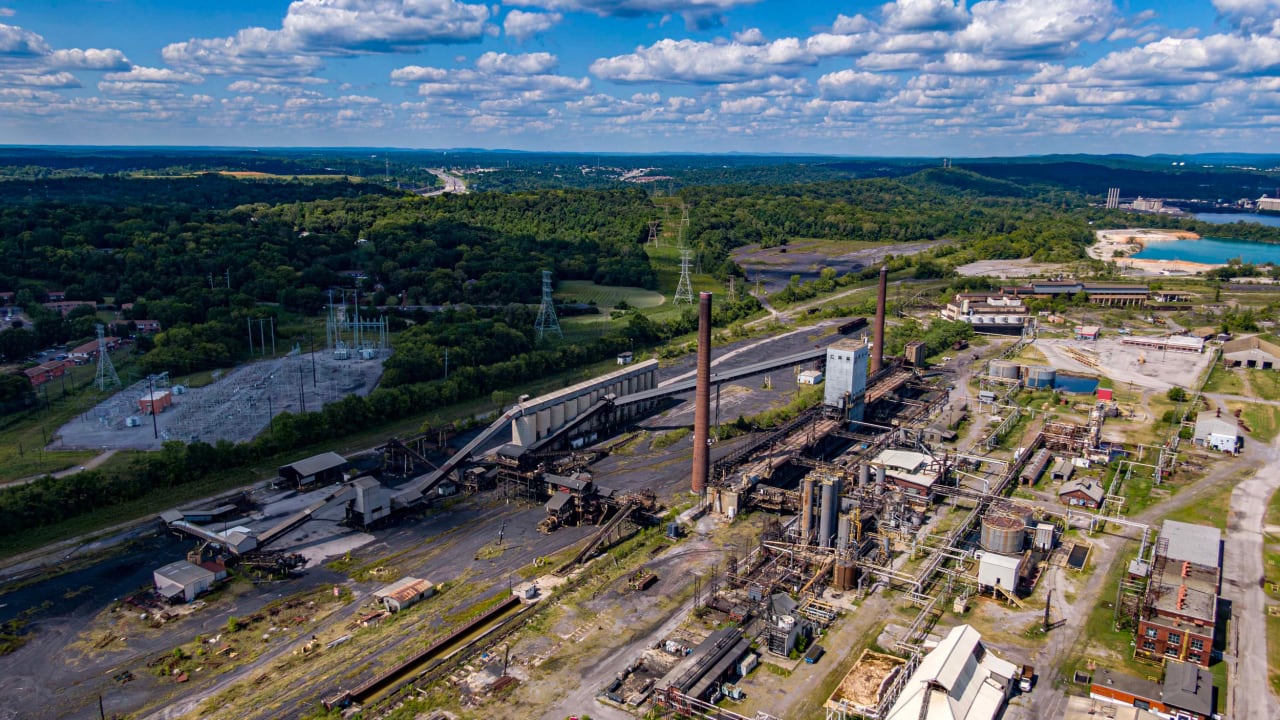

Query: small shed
left=616, top=351, right=634, bottom=365
left=1049, top=458, right=1075, bottom=482
left=279, top=452, right=348, bottom=488
left=139, top=390, right=172, bottom=415
left=374, top=576, right=434, bottom=613
left=797, top=369, right=824, bottom=385
left=977, top=552, right=1023, bottom=595
left=154, top=560, right=216, bottom=603
left=1075, top=325, right=1101, bottom=341
left=1059, top=479, right=1104, bottom=509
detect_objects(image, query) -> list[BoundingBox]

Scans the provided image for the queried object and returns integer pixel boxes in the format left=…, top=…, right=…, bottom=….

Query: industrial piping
left=871, top=265, right=888, bottom=374
left=692, top=292, right=712, bottom=495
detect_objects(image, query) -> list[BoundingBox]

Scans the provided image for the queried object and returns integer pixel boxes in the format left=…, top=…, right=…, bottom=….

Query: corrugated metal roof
left=281, top=451, right=347, bottom=478
left=155, top=560, right=215, bottom=587
left=374, top=576, right=433, bottom=604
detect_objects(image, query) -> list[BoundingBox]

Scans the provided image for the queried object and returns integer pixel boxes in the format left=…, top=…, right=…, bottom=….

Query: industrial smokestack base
left=872, top=265, right=888, bottom=374
left=692, top=292, right=713, bottom=495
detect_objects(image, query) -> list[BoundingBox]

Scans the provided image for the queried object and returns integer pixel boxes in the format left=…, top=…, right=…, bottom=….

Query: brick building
left=1134, top=521, right=1221, bottom=667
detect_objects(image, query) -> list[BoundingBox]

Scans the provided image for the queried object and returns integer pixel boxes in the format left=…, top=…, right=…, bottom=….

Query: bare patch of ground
left=954, top=258, right=1065, bottom=278
left=1035, top=338, right=1212, bottom=392
left=732, top=239, right=950, bottom=295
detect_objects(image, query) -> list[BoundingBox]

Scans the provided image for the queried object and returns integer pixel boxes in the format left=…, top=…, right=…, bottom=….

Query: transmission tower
left=647, top=220, right=661, bottom=247
left=94, top=323, right=121, bottom=392
left=679, top=206, right=690, bottom=248
left=534, top=270, right=562, bottom=341
left=674, top=250, right=694, bottom=304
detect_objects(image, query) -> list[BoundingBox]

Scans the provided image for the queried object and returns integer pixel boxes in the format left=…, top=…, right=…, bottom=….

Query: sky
left=0, top=0, right=1278, bottom=155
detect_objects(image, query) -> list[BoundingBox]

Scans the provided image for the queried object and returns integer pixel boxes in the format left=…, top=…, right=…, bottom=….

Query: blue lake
left=1131, top=236, right=1280, bottom=265
left=1193, top=212, right=1280, bottom=229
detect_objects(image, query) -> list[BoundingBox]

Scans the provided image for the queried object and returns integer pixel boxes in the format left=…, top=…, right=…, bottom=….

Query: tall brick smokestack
left=692, top=291, right=712, bottom=495
left=872, top=265, right=888, bottom=374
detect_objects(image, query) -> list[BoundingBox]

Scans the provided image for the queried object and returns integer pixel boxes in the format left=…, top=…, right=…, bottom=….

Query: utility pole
left=298, top=365, right=306, bottom=413
left=147, top=375, right=158, bottom=439
left=310, top=335, right=318, bottom=387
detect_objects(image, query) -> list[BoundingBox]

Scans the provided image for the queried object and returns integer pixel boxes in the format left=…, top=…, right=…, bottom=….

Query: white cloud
left=733, top=27, right=766, bottom=44
left=1212, top=0, right=1280, bottom=34
left=392, top=52, right=589, bottom=119
left=504, top=10, right=562, bottom=41
left=0, top=9, right=14, bottom=18
left=833, top=13, right=874, bottom=34
left=955, top=0, right=1115, bottom=60
left=103, top=66, right=202, bottom=84
left=475, top=51, right=559, bottom=75
left=817, top=69, right=897, bottom=100
left=163, top=27, right=324, bottom=77
left=164, top=0, right=492, bottom=77
left=0, top=23, right=48, bottom=58
left=0, top=70, right=79, bottom=88
left=503, top=0, right=762, bottom=16
left=880, top=0, right=969, bottom=32
left=590, top=33, right=876, bottom=84
left=47, top=48, right=130, bottom=71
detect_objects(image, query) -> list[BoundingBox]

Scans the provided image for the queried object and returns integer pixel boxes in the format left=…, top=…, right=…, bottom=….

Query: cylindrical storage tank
left=980, top=513, right=1028, bottom=554
left=819, top=480, right=837, bottom=548
left=1025, top=365, right=1056, bottom=389
left=875, top=465, right=887, bottom=485
left=858, top=463, right=870, bottom=486
left=989, top=360, right=1020, bottom=379
left=837, top=515, right=851, bottom=552
left=835, top=560, right=854, bottom=591
left=801, top=476, right=815, bottom=542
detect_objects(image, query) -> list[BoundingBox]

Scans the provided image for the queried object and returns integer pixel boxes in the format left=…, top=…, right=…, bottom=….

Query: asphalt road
left=1222, top=436, right=1280, bottom=720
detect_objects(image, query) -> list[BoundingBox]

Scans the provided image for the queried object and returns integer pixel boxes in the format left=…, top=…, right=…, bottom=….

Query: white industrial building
left=1192, top=415, right=1241, bottom=453
left=824, top=338, right=869, bottom=416
left=884, top=624, right=1017, bottom=720
left=798, top=369, right=824, bottom=385
left=154, top=560, right=216, bottom=603
left=977, top=553, right=1023, bottom=595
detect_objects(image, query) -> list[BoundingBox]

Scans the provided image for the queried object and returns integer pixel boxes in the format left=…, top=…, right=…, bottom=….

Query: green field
left=1203, top=366, right=1245, bottom=395
left=555, top=280, right=665, bottom=310
left=1246, top=369, right=1280, bottom=401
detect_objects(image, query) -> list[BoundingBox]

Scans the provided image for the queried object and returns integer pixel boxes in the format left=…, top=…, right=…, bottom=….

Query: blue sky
left=0, top=0, right=1277, bottom=154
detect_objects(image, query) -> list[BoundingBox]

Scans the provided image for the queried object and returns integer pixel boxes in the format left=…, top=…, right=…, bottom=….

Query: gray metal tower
left=94, top=323, right=121, bottom=392
left=647, top=220, right=660, bottom=247
left=674, top=249, right=694, bottom=305
left=534, top=270, right=562, bottom=340
left=679, top=206, right=690, bottom=248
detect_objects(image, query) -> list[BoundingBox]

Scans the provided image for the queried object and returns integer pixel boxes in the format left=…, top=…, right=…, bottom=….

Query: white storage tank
left=988, top=360, right=1020, bottom=379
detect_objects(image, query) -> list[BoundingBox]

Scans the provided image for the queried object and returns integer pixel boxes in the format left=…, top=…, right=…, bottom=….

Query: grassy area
left=555, top=279, right=665, bottom=310
left=1062, top=545, right=1155, bottom=685
left=1159, top=473, right=1238, bottom=530
left=1203, top=366, right=1245, bottom=395
left=1246, top=368, right=1280, bottom=401
left=1227, top=401, right=1280, bottom=443
left=0, top=349, right=140, bottom=482
left=1268, top=615, right=1280, bottom=695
